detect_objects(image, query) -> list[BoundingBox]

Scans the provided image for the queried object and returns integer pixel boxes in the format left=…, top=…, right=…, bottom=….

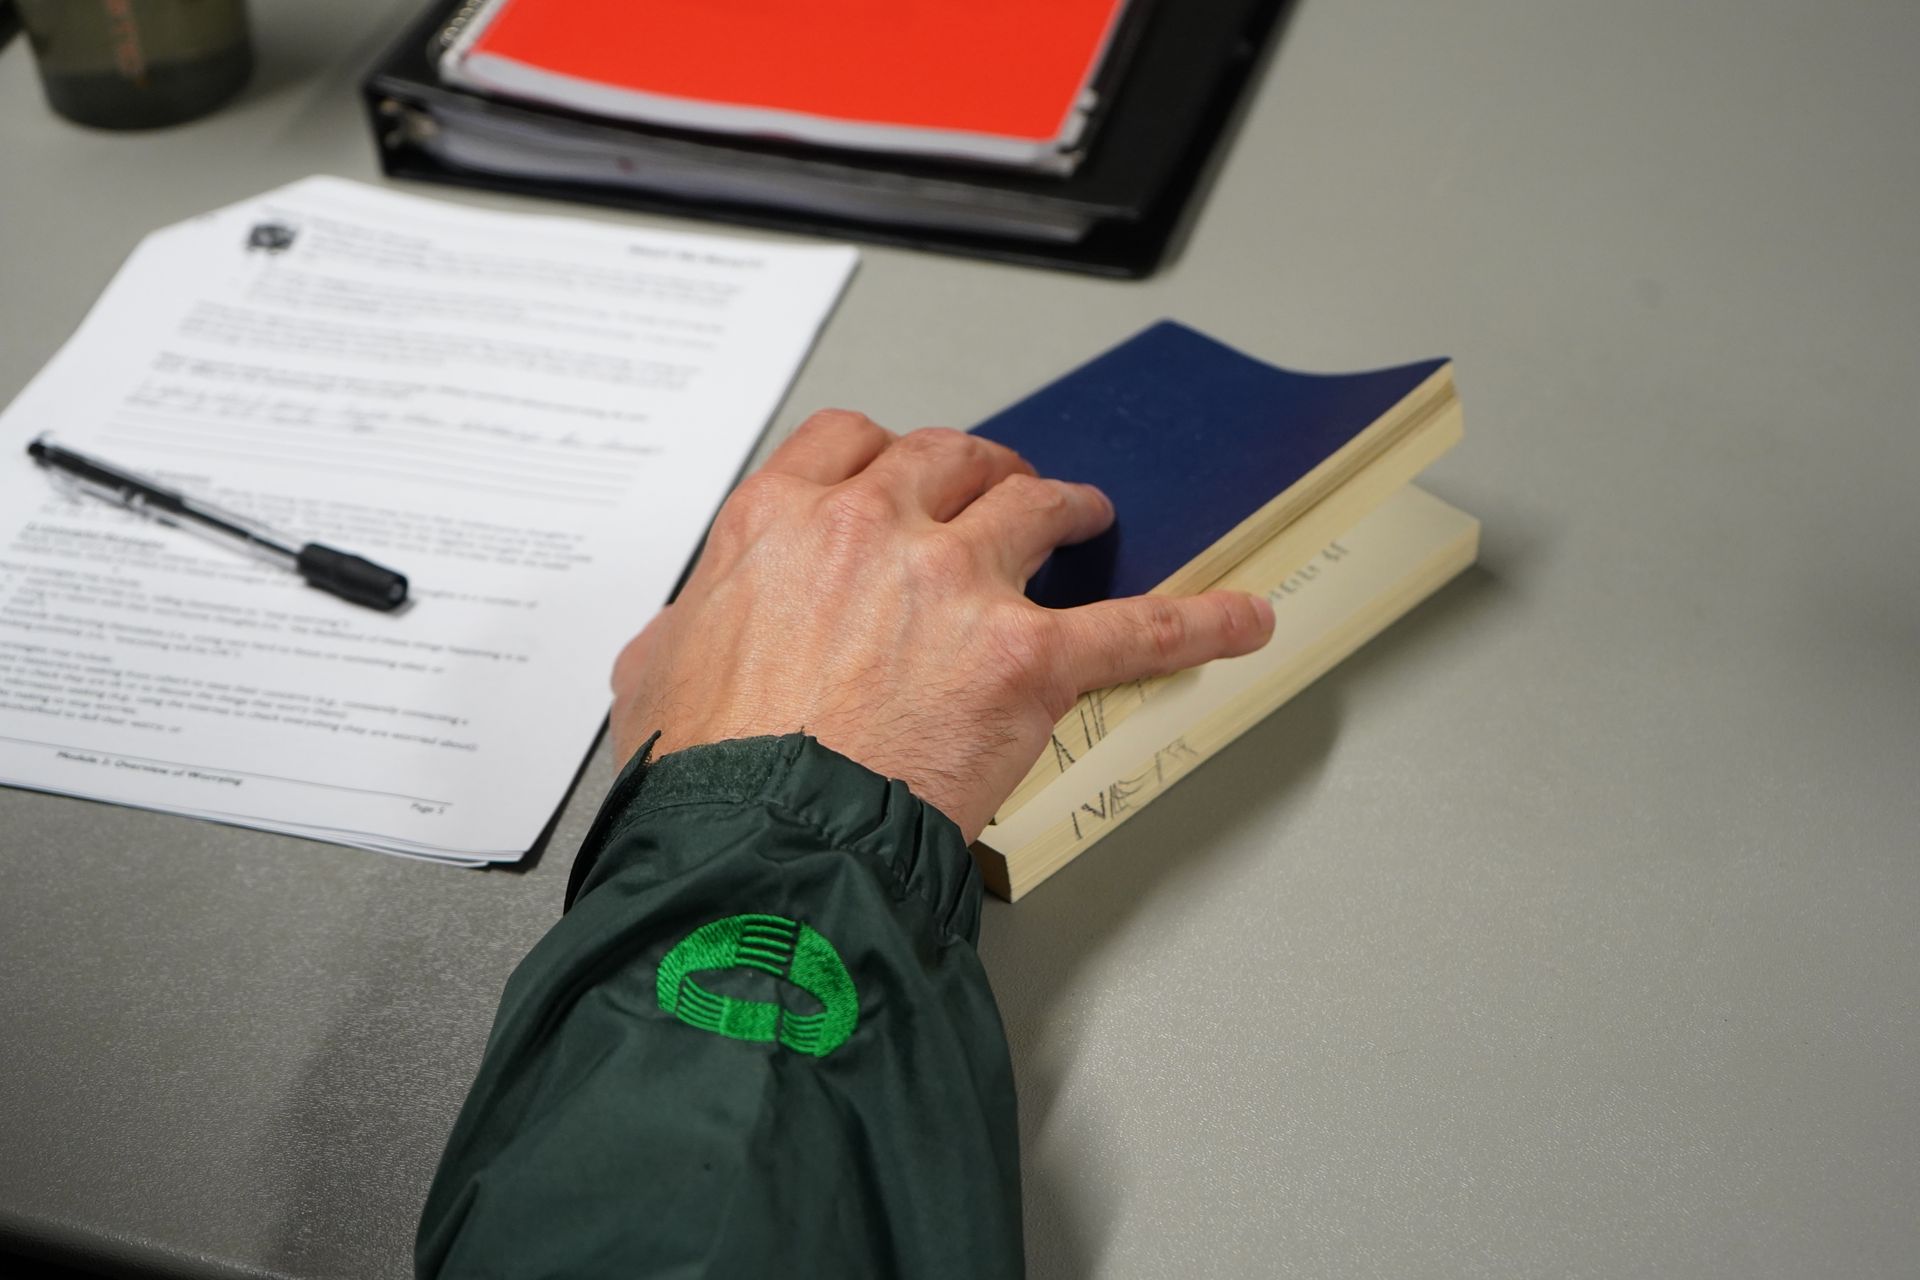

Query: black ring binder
left=361, top=0, right=1294, bottom=277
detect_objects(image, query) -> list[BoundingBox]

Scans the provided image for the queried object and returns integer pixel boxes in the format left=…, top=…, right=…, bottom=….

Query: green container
left=18, top=0, right=252, bottom=129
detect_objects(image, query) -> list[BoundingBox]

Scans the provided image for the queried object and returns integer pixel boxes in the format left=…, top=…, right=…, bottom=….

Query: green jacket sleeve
left=416, top=734, right=1023, bottom=1279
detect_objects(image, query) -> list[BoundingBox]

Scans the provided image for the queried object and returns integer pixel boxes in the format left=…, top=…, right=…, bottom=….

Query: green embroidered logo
left=656, top=914, right=858, bottom=1057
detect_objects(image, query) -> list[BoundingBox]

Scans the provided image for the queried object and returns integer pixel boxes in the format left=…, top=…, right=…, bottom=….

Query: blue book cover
left=970, top=320, right=1447, bottom=608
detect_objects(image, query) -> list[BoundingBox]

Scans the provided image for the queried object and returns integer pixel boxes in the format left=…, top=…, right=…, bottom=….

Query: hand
left=609, top=410, right=1275, bottom=842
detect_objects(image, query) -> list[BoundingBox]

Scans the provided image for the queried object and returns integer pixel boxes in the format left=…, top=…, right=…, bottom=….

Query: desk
left=3, top=1, right=1917, bottom=1275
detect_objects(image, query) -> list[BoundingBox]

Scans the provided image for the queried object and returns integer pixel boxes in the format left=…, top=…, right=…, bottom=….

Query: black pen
left=26, top=435, right=410, bottom=611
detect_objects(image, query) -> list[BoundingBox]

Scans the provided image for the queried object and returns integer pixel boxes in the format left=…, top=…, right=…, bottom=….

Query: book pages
left=976, top=485, right=1479, bottom=899
left=998, top=396, right=1464, bottom=818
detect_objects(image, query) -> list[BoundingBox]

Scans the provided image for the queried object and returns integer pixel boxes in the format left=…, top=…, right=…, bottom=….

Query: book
left=362, top=0, right=1291, bottom=276
left=968, top=323, right=1478, bottom=899
left=438, top=0, right=1139, bottom=173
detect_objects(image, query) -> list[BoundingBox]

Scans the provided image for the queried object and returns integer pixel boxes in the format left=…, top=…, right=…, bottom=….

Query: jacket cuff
left=565, top=733, right=983, bottom=944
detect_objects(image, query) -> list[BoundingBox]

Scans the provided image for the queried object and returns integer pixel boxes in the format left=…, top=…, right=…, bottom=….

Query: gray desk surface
left=3, top=1, right=1917, bottom=1276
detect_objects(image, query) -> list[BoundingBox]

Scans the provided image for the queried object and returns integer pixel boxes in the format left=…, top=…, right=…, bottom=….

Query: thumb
left=1050, top=590, right=1274, bottom=694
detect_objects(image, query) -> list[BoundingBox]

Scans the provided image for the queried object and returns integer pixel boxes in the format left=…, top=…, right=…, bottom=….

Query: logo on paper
left=246, top=222, right=297, bottom=254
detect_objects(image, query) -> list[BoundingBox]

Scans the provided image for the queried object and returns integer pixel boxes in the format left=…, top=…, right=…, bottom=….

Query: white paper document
left=0, top=178, right=855, bottom=863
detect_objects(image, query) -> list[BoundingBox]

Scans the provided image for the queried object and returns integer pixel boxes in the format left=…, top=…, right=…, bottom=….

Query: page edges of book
left=995, top=386, right=1464, bottom=820
left=974, top=488, right=1481, bottom=900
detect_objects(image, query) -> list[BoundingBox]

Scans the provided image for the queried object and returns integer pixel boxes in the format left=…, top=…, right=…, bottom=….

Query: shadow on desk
left=0, top=1251, right=110, bottom=1278
left=982, top=556, right=1508, bottom=1278
left=3, top=1260, right=109, bottom=1279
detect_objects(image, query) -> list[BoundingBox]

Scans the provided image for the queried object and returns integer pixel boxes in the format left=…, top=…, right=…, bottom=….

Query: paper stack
left=0, top=178, right=853, bottom=865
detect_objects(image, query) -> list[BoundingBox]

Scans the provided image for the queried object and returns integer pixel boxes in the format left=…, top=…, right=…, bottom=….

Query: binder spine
left=432, top=0, right=514, bottom=75
left=433, top=0, right=491, bottom=51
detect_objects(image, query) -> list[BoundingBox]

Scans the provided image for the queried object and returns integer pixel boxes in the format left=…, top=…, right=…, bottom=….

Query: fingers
left=1051, top=590, right=1275, bottom=693
left=764, top=418, right=1038, bottom=528
left=865, top=427, right=1036, bottom=521
left=955, top=473, right=1114, bottom=582
left=760, top=410, right=895, bottom=485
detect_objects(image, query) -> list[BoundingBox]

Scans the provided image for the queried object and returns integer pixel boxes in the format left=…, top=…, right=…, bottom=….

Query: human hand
left=609, top=410, right=1275, bottom=842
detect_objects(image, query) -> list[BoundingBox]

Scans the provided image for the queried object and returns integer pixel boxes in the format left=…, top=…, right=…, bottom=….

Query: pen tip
left=26, top=437, right=48, bottom=461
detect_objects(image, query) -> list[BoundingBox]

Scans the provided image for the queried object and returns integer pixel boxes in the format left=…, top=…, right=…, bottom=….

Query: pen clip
left=45, top=466, right=140, bottom=513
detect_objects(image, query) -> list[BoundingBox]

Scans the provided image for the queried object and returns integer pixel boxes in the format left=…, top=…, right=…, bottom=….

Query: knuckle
left=996, top=472, right=1060, bottom=510
left=816, top=482, right=896, bottom=542
left=906, top=528, right=977, bottom=584
left=720, top=472, right=786, bottom=530
left=910, top=425, right=968, bottom=446
left=1143, top=600, right=1189, bottom=664
left=898, top=426, right=971, bottom=457
left=799, top=407, right=880, bottom=438
left=730, top=470, right=785, bottom=507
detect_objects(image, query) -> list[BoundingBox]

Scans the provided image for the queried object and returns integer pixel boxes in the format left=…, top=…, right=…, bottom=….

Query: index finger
left=953, top=473, right=1114, bottom=583
left=862, top=427, right=1036, bottom=522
